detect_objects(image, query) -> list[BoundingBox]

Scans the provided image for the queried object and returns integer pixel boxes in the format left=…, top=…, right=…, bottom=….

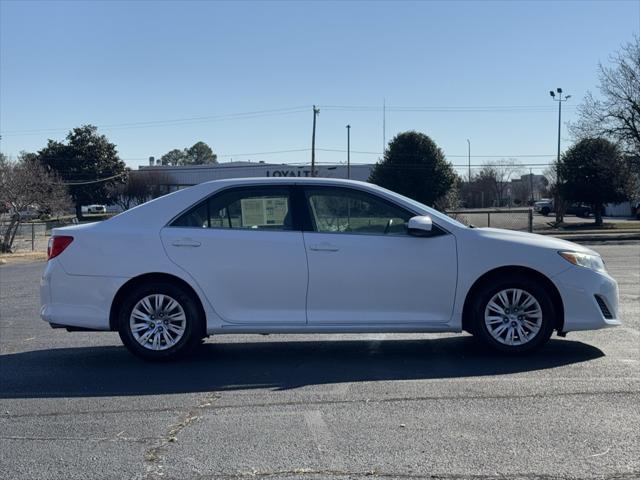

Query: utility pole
left=382, top=98, right=386, bottom=154
left=346, top=124, right=351, bottom=179
left=311, top=105, right=320, bottom=177
left=466, top=139, right=471, bottom=182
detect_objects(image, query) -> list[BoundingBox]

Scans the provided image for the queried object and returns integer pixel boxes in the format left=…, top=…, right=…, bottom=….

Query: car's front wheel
left=470, top=274, right=555, bottom=353
left=118, top=282, right=203, bottom=360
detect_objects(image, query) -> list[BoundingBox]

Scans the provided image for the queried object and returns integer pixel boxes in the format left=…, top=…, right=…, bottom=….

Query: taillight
left=47, top=236, right=74, bottom=260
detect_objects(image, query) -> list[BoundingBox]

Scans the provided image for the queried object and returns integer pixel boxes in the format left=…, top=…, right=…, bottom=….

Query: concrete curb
left=547, top=233, right=640, bottom=242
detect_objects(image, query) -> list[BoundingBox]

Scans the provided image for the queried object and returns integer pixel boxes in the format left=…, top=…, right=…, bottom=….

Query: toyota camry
left=40, top=178, right=621, bottom=360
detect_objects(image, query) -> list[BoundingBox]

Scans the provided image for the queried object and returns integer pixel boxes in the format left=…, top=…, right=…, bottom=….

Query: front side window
left=171, top=187, right=293, bottom=231
left=305, top=188, right=411, bottom=236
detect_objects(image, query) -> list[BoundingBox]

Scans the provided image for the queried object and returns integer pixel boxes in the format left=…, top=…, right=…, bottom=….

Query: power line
left=315, top=148, right=556, bottom=158
left=0, top=106, right=311, bottom=136
left=58, top=172, right=127, bottom=186
left=320, top=104, right=578, bottom=112
left=217, top=148, right=310, bottom=158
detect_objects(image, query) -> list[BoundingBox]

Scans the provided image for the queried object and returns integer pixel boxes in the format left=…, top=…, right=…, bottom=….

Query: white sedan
left=41, top=178, right=620, bottom=360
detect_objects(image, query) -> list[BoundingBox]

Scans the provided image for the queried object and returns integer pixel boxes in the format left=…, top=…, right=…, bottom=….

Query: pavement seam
left=3, top=388, right=639, bottom=419
left=141, top=392, right=221, bottom=480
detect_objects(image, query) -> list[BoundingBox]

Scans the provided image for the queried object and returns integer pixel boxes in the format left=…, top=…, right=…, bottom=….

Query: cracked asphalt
left=1, top=241, right=638, bottom=480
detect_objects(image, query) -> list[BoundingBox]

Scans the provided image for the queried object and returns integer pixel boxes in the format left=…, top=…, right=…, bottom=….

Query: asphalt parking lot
left=1, top=241, right=638, bottom=480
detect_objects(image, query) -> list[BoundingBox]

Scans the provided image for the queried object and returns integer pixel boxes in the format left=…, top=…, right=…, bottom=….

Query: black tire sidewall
left=117, top=282, right=202, bottom=360
left=471, top=275, right=555, bottom=353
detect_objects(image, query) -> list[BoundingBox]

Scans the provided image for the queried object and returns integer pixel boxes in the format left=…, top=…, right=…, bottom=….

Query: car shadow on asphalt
left=0, top=336, right=604, bottom=398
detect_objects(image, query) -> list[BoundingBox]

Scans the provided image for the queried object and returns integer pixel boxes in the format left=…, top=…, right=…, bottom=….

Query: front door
left=301, top=186, right=457, bottom=325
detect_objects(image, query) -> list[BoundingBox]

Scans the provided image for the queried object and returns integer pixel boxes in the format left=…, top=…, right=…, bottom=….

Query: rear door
left=161, top=185, right=308, bottom=324
left=301, top=186, right=457, bottom=325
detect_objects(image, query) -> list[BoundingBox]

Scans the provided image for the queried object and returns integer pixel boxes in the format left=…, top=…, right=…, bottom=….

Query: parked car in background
left=41, top=178, right=620, bottom=360
left=533, top=199, right=554, bottom=216
left=82, top=204, right=107, bottom=215
left=534, top=200, right=591, bottom=217
left=16, top=209, right=40, bottom=220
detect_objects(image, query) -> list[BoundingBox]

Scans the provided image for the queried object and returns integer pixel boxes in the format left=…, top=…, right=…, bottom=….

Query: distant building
left=507, top=173, right=548, bottom=205
left=138, top=161, right=374, bottom=191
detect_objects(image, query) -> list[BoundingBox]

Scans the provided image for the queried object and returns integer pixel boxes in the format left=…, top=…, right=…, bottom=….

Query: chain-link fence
left=445, top=208, right=534, bottom=232
left=0, top=218, right=80, bottom=253
left=0, top=222, right=48, bottom=252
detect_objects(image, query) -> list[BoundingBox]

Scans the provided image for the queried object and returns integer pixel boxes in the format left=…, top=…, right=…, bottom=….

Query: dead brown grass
left=0, top=251, right=47, bottom=265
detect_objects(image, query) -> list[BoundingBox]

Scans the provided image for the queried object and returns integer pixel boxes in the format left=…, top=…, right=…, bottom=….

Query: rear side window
left=171, top=187, right=294, bottom=231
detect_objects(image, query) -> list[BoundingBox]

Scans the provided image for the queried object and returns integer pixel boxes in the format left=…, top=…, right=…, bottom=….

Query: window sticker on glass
left=240, top=197, right=288, bottom=227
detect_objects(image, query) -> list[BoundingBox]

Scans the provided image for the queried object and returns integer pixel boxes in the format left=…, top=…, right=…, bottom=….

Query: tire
left=541, top=207, right=550, bottom=216
left=469, top=274, right=555, bottom=353
left=117, top=281, right=203, bottom=361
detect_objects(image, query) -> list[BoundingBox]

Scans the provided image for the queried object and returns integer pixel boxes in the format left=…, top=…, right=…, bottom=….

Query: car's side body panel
left=39, top=178, right=621, bottom=339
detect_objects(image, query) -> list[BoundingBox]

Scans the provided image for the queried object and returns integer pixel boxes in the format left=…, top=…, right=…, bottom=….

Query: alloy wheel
left=129, top=294, right=187, bottom=351
left=484, top=288, right=543, bottom=346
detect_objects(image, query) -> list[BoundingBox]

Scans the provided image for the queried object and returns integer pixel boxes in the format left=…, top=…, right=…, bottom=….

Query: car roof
left=200, top=177, right=371, bottom=187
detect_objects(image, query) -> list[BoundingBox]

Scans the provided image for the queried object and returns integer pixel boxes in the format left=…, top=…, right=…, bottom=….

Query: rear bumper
left=40, top=259, right=127, bottom=331
left=551, top=266, right=621, bottom=332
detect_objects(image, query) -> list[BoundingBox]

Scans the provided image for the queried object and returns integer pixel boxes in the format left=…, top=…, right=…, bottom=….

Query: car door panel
left=304, top=232, right=457, bottom=324
left=162, top=228, right=308, bottom=324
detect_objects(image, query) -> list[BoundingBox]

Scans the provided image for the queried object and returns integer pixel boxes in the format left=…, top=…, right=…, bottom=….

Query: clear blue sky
left=1, top=0, right=638, bottom=174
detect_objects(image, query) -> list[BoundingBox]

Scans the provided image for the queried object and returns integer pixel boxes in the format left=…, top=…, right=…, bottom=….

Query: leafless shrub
left=0, top=153, right=72, bottom=252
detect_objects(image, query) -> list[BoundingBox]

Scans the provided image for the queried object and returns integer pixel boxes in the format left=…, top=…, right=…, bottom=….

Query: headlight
left=558, top=251, right=607, bottom=274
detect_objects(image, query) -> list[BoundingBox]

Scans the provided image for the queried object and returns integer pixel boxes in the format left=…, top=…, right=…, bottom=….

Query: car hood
left=472, top=227, right=598, bottom=256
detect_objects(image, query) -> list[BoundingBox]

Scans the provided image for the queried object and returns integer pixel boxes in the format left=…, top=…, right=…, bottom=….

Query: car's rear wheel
left=541, top=207, right=550, bottom=216
left=118, top=282, right=203, bottom=360
left=470, top=274, right=555, bottom=353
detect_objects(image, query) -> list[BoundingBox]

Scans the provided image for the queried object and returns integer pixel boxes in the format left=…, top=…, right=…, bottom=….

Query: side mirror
left=408, top=215, right=433, bottom=236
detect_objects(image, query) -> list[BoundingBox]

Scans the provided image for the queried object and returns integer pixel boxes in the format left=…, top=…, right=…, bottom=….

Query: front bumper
left=552, top=265, right=621, bottom=332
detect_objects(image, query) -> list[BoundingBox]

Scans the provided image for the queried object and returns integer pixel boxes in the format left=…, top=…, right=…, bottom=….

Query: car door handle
left=309, top=243, right=339, bottom=252
left=171, top=238, right=201, bottom=247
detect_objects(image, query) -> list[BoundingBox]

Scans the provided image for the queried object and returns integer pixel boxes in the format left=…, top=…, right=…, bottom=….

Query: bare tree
left=475, top=159, right=523, bottom=207
left=0, top=153, right=72, bottom=252
left=570, top=36, right=640, bottom=159
left=110, top=170, right=171, bottom=211
left=510, top=180, right=530, bottom=206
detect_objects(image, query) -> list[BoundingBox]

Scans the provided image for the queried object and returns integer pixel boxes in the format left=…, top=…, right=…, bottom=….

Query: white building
left=138, top=161, right=374, bottom=191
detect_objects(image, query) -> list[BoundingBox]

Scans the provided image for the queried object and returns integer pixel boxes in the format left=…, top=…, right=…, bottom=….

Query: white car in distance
left=41, top=178, right=620, bottom=360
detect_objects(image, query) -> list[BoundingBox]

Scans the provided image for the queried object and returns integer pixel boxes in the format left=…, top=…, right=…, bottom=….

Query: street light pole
left=549, top=88, right=571, bottom=165
left=346, top=125, right=351, bottom=179
left=549, top=88, right=571, bottom=221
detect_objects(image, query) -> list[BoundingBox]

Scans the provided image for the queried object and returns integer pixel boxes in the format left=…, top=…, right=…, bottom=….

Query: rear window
left=171, top=187, right=293, bottom=231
